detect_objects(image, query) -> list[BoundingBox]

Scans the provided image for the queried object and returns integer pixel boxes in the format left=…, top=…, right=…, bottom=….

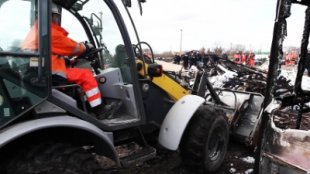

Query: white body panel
left=159, top=95, right=205, bottom=150
left=0, top=116, right=113, bottom=146
left=0, top=116, right=120, bottom=165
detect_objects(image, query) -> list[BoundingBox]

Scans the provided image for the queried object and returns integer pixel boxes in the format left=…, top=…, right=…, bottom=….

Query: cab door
left=0, top=0, right=50, bottom=128
left=59, top=0, right=146, bottom=127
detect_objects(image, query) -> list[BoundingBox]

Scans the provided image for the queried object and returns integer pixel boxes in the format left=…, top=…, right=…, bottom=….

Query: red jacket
left=22, top=21, right=86, bottom=78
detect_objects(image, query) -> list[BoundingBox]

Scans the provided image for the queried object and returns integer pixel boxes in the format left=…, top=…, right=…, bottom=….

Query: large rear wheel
left=181, top=106, right=229, bottom=173
left=1, top=142, right=105, bottom=174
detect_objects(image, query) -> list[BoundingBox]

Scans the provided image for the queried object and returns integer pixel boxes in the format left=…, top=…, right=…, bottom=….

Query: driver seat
left=232, top=94, right=264, bottom=143
left=111, top=44, right=131, bottom=83
left=52, top=74, right=87, bottom=111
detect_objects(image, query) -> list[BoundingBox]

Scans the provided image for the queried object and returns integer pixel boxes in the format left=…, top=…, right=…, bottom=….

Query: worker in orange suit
left=234, top=53, right=241, bottom=64
left=22, top=2, right=113, bottom=119
left=241, top=52, right=247, bottom=65
left=248, top=52, right=255, bottom=67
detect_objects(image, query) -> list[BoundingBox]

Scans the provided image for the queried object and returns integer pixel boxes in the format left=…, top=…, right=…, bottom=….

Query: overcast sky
left=128, top=0, right=307, bottom=53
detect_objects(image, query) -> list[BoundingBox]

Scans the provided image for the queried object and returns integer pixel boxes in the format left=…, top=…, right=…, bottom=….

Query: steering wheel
left=76, top=47, right=104, bottom=61
left=74, top=47, right=104, bottom=74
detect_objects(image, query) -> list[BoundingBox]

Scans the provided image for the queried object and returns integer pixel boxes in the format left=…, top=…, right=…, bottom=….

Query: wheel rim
left=207, top=125, right=226, bottom=161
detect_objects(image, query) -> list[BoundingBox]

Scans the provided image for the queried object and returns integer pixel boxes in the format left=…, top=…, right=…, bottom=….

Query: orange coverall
left=22, top=21, right=102, bottom=108
left=248, top=53, right=255, bottom=67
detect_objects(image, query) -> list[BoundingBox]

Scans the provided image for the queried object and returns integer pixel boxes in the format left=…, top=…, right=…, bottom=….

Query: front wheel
left=180, top=106, right=229, bottom=173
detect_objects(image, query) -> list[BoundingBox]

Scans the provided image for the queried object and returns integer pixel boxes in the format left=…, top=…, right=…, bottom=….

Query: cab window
left=0, top=0, right=48, bottom=124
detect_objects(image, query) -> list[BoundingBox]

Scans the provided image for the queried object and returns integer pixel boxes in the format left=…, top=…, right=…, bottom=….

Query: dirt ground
left=105, top=140, right=255, bottom=174
left=106, top=111, right=310, bottom=174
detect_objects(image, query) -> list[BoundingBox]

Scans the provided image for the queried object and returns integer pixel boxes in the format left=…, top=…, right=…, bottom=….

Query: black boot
left=93, top=101, right=122, bottom=120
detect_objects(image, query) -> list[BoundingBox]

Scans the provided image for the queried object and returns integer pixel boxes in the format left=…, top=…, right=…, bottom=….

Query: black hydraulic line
left=138, top=41, right=155, bottom=63
left=192, top=65, right=225, bottom=105
left=254, top=0, right=292, bottom=173
left=122, top=3, right=147, bottom=78
left=203, top=72, right=226, bottom=105
left=191, top=71, right=202, bottom=95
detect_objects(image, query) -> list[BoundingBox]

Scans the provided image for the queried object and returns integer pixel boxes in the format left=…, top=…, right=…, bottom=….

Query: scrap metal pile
left=199, top=58, right=310, bottom=130
left=190, top=58, right=294, bottom=98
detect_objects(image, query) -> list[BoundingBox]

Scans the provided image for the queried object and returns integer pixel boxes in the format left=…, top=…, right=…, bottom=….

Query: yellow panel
left=137, top=60, right=189, bottom=101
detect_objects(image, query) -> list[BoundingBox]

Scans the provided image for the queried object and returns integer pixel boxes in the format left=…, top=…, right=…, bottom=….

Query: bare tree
left=284, top=46, right=300, bottom=54
left=157, top=51, right=174, bottom=62
left=213, top=46, right=224, bottom=55
left=229, top=44, right=246, bottom=53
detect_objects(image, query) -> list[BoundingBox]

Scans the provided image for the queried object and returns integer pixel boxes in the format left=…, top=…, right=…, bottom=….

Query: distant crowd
left=233, top=52, right=256, bottom=67
left=173, top=50, right=224, bottom=70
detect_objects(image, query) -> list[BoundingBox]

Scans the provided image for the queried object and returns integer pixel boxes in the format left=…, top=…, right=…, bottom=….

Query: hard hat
left=51, top=2, right=61, bottom=15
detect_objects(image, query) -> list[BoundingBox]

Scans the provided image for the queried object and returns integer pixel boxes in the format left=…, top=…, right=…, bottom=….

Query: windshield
left=62, top=0, right=136, bottom=55
left=62, top=0, right=135, bottom=82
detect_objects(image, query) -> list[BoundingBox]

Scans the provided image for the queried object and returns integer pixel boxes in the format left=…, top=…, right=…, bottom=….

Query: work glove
left=84, top=41, right=94, bottom=53
left=64, top=57, right=78, bottom=67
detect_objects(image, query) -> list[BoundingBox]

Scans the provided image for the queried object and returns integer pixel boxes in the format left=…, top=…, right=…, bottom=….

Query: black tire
left=1, top=142, right=105, bottom=174
left=180, top=106, right=229, bottom=173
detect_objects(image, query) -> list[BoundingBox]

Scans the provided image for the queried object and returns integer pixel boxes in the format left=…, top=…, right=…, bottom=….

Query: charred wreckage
left=170, top=0, right=310, bottom=173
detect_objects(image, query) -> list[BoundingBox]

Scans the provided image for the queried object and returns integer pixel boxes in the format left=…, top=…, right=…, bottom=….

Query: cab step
left=120, top=146, right=156, bottom=167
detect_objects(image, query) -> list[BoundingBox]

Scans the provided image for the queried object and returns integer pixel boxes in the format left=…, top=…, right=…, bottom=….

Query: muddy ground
left=106, top=110, right=310, bottom=174
left=102, top=139, right=255, bottom=174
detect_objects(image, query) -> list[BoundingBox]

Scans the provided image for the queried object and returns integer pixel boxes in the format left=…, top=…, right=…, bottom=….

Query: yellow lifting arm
left=137, top=60, right=189, bottom=101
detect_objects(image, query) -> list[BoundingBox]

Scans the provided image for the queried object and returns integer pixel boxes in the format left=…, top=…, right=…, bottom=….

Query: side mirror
left=90, top=13, right=102, bottom=35
left=93, top=25, right=101, bottom=36
left=86, top=18, right=93, bottom=26
left=123, top=0, right=131, bottom=7
left=148, top=64, right=163, bottom=77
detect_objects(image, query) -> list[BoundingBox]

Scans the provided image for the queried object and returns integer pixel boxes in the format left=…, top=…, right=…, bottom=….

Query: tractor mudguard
left=158, top=95, right=205, bottom=150
left=0, top=116, right=120, bottom=166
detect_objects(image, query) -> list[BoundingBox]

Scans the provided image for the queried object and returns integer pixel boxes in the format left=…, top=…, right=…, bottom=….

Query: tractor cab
left=0, top=0, right=160, bottom=130
left=0, top=1, right=231, bottom=173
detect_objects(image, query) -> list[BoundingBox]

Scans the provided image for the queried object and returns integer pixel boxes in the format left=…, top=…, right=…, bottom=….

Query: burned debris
left=178, top=57, right=293, bottom=98
left=253, top=0, right=310, bottom=173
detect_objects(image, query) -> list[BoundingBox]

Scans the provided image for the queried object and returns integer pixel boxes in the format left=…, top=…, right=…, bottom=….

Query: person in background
left=174, top=54, right=181, bottom=65
left=182, top=53, right=189, bottom=70
left=248, top=52, right=255, bottom=67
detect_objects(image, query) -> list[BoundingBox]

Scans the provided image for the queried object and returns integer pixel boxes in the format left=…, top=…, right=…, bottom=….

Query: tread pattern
left=180, top=106, right=229, bottom=173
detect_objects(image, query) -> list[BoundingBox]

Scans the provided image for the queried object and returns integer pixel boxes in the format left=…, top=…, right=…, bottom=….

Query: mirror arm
left=91, top=13, right=103, bottom=32
left=138, top=0, right=143, bottom=15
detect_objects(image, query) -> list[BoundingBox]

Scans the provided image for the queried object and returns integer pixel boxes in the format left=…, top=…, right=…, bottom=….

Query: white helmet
left=51, top=2, right=61, bottom=15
